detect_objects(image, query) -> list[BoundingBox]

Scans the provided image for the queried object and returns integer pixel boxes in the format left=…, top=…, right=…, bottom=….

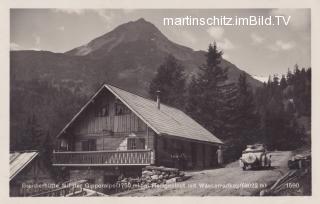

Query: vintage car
left=239, top=144, right=271, bottom=170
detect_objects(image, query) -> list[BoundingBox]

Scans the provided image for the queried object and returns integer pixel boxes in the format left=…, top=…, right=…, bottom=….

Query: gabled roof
left=57, top=84, right=223, bottom=145
left=10, top=151, right=39, bottom=181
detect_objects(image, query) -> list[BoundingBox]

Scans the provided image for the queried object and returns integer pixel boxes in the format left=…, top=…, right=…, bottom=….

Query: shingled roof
left=57, top=84, right=223, bottom=145
left=10, top=151, right=38, bottom=181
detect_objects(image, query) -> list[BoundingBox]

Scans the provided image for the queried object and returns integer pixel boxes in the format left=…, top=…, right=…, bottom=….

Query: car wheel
left=242, top=164, right=247, bottom=170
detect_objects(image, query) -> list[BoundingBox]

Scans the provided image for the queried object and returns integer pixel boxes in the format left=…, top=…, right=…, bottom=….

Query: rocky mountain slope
left=11, top=18, right=262, bottom=97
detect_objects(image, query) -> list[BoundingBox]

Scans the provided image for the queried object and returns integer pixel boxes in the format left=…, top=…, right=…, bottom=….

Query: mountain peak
left=66, top=18, right=167, bottom=56
left=121, top=17, right=160, bottom=34
left=127, top=18, right=152, bottom=26
left=135, top=18, right=147, bottom=23
left=13, top=19, right=262, bottom=102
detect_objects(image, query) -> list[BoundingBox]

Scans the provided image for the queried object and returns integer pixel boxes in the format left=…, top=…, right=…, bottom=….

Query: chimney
left=156, top=90, right=161, bottom=110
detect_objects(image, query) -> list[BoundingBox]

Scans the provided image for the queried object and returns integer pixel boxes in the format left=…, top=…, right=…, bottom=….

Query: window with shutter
left=127, top=138, right=145, bottom=150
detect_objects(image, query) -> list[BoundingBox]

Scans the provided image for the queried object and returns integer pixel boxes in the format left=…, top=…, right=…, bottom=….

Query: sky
left=10, top=9, right=311, bottom=78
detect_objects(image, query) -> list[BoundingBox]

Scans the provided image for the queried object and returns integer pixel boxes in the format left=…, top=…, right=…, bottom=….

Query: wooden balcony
left=52, top=149, right=154, bottom=166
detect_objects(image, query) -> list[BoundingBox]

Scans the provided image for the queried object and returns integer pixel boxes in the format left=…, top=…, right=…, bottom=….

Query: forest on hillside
left=149, top=43, right=311, bottom=161
left=10, top=80, right=87, bottom=153
left=10, top=43, right=311, bottom=163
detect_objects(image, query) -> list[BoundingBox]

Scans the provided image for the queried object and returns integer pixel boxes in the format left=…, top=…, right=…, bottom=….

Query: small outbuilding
left=10, top=151, right=55, bottom=196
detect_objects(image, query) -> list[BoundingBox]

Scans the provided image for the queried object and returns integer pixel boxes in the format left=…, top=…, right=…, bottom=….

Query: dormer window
left=96, top=104, right=109, bottom=117
left=115, top=102, right=130, bottom=115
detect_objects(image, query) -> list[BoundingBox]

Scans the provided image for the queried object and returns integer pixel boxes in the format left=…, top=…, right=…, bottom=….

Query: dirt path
left=115, top=151, right=292, bottom=196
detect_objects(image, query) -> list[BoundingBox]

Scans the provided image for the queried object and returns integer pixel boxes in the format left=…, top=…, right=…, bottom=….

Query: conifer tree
left=21, top=114, right=44, bottom=150
left=149, top=54, right=186, bottom=108
left=287, top=69, right=294, bottom=85
left=186, top=42, right=236, bottom=139
left=234, top=73, right=260, bottom=144
left=280, top=75, right=288, bottom=90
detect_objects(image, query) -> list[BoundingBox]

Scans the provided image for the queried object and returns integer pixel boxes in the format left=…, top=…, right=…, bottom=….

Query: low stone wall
left=115, top=165, right=191, bottom=192
left=141, top=166, right=189, bottom=184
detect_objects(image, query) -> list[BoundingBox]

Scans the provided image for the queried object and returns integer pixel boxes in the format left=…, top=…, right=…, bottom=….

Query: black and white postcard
left=1, top=0, right=319, bottom=203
